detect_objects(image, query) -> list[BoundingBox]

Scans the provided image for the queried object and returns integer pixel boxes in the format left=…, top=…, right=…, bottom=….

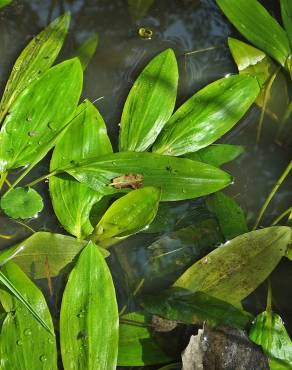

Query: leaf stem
left=24, top=171, right=58, bottom=188
left=253, top=160, right=292, bottom=229
left=0, top=172, right=7, bottom=191
left=271, top=206, right=292, bottom=226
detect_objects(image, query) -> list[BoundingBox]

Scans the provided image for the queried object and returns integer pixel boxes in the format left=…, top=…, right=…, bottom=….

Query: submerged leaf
left=174, top=227, right=292, bottom=305
left=0, top=58, right=83, bottom=173
left=119, top=48, right=178, bottom=152
left=50, top=100, right=112, bottom=239
left=128, top=0, right=155, bottom=19
left=0, top=262, right=57, bottom=370
left=216, top=0, right=290, bottom=68
left=75, top=34, right=99, bottom=70
left=0, top=13, right=70, bottom=122
left=0, top=187, right=43, bottom=219
left=63, top=151, right=232, bottom=201
left=92, top=187, right=161, bottom=247
left=60, top=242, right=119, bottom=370
left=249, top=310, right=292, bottom=369
left=186, top=144, right=244, bottom=167
left=153, top=75, right=259, bottom=156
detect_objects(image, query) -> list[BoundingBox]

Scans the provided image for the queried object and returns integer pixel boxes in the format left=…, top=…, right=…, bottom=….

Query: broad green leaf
left=118, top=312, right=172, bottom=366
left=119, top=49, right=178, bottom=152
left=250, top=310, right=292, bottom=369
left=60, top=242, right=119, bottom=370
left=281, top=0, right=292, bottom=49
left=0, top=262, right=57, bottom=370
left=63, top=151, right=232, bottom=201
left=75, top=34, right=99, bottom=70
left=143, top=288, right=252, bottom=328
left=1, top=187, right=43, bottom=219
left=0, top=0, right=11, bottom=9
left=153, top=75, right=259, bottom=156
left=128, top=0, right=155, bottom=19
left=50, top=100, right=112, bottom=239
left=0, top=58, right=83, bottom=173
left=206, top=192, right=248, bottom=240
left=92, top=187, right=161, bottom=247
left=0, top=13, right=70, bottom=122
left=186, top=144, right=244, bottom=167
left=216, top=0, right=290, bottom=68
left=0, top=232, right=109, bottom=280
left=174, top=227, right=292, bottom=305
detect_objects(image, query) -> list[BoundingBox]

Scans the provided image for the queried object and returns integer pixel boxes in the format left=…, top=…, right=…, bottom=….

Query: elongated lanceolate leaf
left=153, top=75, right=259, bottom=156
left=174, top=227, right=292, bottom=305
left=216, top=0, right=291, bottom=68
left=0, top=13, right=70, bottom=122
left=0, top=262, right=57, bottom=370
left=63, top=151, right=232, bottom=201
left=118, top=312, right=172, bottom=366
left=92, top=187, right=161, bottom=247
left=50, top=100, right=112, bottom=239
left=75, top=34, right=99, bottom=70
left=281, top=0, right=292, bottom=49
left=186, top=144, right=244, bottom=167
left=60, top=242, right=119, bottom=370
left=250, top=310, right=292, bottom=369
left=0, top=58, right=83, bottom=173
left=119, top=48, right=178, bottom=152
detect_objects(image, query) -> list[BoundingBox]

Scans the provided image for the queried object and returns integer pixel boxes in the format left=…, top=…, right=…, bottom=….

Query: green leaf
left=153, top=75, right=259, bottom=156
left=281, top=0, right=292, bottom=49
left=60, top=242, right=119, bottom=370
left=92, top=187, right=161, bottom=247
left=0, top=232, right=109, bottom=280
left=1, top=187, right=43, bottom=219
left=143, top=288, right=253, bottom=329
left=63, top=151, right=232, bottom=201
left=75, top=34, right=99, bottom=70
left=0, top=0, right=12, bottom=9
left=174, top=227, right=292, bottom=305
left=119, top=48, right=178, bottom=152
left=216, top=0, right=291, bottom=68
left=206, top=192, right=248, bottom=240
left=185, top=144, right=244, bottom=167
left=0, top=58, right=83, bottom=173
left=128, top=0, right=155, bottom=19
left=50, top=100, right=112, bottom=239
left=250, top=310, right=292, bottom=369
left=118, top=312, right=172, bottom=366
left=0, top=262, right=57, bottom=370
left=0, top=13, right=70, bottom=122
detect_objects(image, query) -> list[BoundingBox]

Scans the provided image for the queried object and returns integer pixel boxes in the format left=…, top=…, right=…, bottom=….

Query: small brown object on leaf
left=111, top=173, right=143, bottom=189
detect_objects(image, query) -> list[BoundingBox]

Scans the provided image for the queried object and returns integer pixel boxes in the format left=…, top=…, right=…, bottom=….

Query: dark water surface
left=0, top=0, right=292, bottom=367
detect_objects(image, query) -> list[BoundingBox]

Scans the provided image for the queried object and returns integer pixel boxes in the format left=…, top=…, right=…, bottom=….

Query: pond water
left=0, top=0, right=291, bottom=367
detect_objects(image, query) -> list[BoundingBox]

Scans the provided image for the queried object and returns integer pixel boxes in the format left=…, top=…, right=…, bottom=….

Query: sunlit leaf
left=92, top=187, right=161, bottom=247
left=50, top=100, right=112, bottom=239
left=119, top=49, right=178, bottom=152
left=60, top=242, right=119, bottom=370
left=63, top=151, right=232, bottom=201
left=153, top=75, right=259, bottom=156
left=0, top=13, right=70, bottom=122
left=0, top=0, right=12, bottom=9
left=1, top=187, right=43, bottom=220
left=174, top=227, right=292, bottom=305
left=75, top=34, right=99, bottom=70
left=281, top=0, right=292, bottom=49
left=0, top=58, right=83, bottom=173
left=0, top=262, right=57, bottom=370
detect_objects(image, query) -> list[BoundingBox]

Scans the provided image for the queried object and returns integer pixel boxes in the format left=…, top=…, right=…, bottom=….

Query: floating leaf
left=128, top=0, right=155, bottom=19
left=119, top=49, right=178, bottom=152
left=250, top=310, right=292, bottom=369
left=174, top=227, right=292, bottom=305
left=0, top=13, right=70, bottom=122
left=186, top=144, right=244, bottom=167
left=0, top=262, right=57, bottom=370
left=216, top=0, right=290, bottom=68
left=118, top=312, right=172, bottom=366
left=92, top=187, right=161, bottom=247
left=0, top=58, right=83, bottom=173
left=50, top=100, right=112, bottom=239
left=207, top=192, right=248, bottom=240
left=153, top=75, right=259, bottom=156
left=60, top=242, right=119, bottom=369
left=143, top=288, right=252, bottom=328
left=0, top=187, right=43, bottom=219
left=63, top=151, right=232, bottom=201
left=75, top=34, right=99, bottom=70
left=281, top=0, right=292, bottom=49
left=0, top=232, right=109, bottom=280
